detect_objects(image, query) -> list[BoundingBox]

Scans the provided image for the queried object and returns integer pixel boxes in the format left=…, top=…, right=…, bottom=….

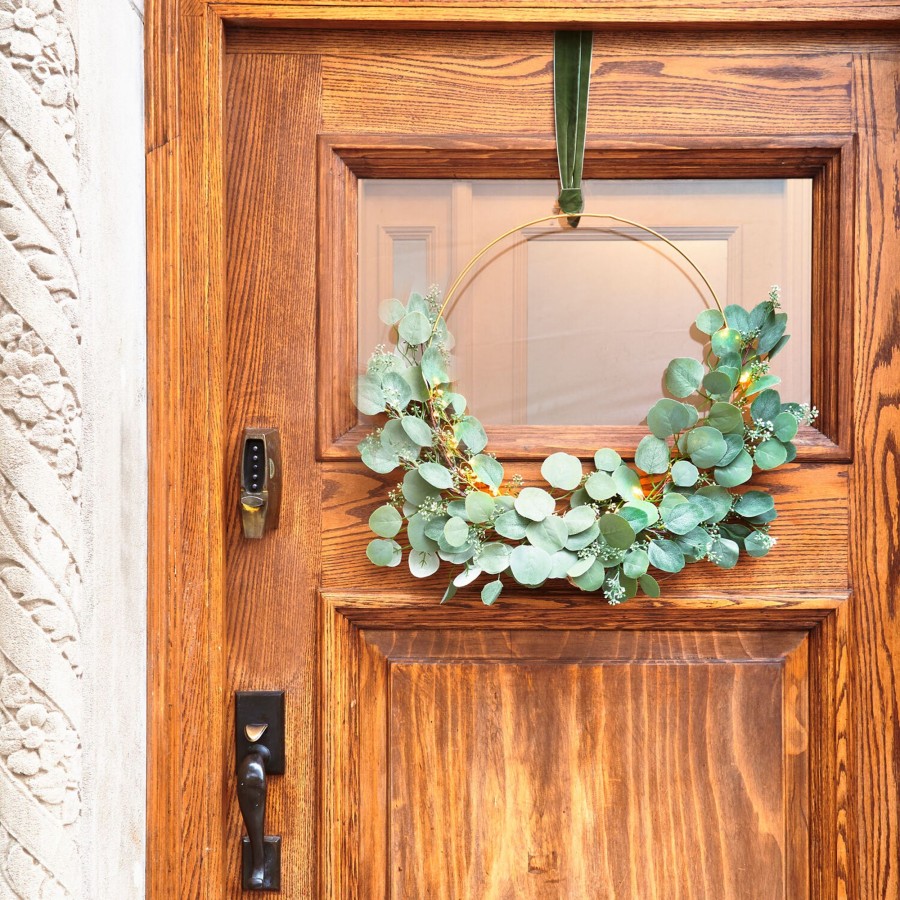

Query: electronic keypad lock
left=240, top=428, right=281, bottom=539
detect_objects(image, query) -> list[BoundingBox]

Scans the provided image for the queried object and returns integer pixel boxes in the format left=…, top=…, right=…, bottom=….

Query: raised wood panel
left=321, top=610, right=820, bottom=899
left=322, top=461, right=849, bottom=601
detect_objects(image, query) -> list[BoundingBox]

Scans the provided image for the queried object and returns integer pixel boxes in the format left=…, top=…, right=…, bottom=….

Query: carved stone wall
left=0, top=0, right=83, bottom=896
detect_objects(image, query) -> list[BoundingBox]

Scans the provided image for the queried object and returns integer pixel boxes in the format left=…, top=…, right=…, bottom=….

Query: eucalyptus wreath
left=354, top=261, right=816, bottom=606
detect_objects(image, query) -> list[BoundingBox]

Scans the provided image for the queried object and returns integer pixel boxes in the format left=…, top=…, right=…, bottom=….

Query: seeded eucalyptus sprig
left=354, top=283, right=815, bottom=606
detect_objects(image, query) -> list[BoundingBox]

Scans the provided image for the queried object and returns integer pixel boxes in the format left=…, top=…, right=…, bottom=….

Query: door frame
left=144, top=3, right=900, bottom=897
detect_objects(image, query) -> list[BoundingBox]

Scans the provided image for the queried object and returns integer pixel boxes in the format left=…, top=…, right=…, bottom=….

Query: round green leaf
left=664, top=357, right=704, bottom=398
left=751, top=389, right=782, bottom=424
left=773, top=411, right=799, bottom=442
left=612, top=465, right=643, bottom=501
left=671, top=460, right=699, bottom=487
left=564, top=505, right=597, bottom=535
left=702, top=371, right=733, bottom=396
left=662, top=502, right=703, bottom=535
left=478, top=542, right=511, bottom=575
left=567, top=556, right=594, bottom=578
left=526, top=516, right=568, bottom=553
left=540, top=452, right=584, bottom=490
left=443, top=516, right=470, bottom=547
left=744, top=531, right=773, bottom=557
left=695, top=485, right=732, bottom=522
left=734, top=491, right=775, bottom=518
left=711, top=327, right=742, bottom=357
left=565, top=522, right=600, bottom=551
left=369, top=504, right=402, bottom=538
left=758, top=312, right=788, bottom=355
left=401, top=365, right=429, bottom=401
left=402, top=470, right=438, bottom=506
left=417, top=462, right=454, bottom=489
left=571, top=559, right=606, bottom=592
left=455, top=416, right=488, bottom=453
left=494, top=510, right=529, bottom=540
left=710, top=537, right=740, bottom=569
left=509, top=545, right=552, bottom=586
left=465, top=491, right=495, bottom=524
left=714, top=449, right=754, bottom=487
left=382, top=372, right=414, bottom=411
left=695, top=308, right=725, bottom=335
left=398, top=310, right=431, bottom=345
left=381, top=420, right=419, bottom=460
left=685, top=426, right=728, bottom=468
left=585, top=470, right=617, bottom=501
left=407, top=512, right=438, bottom=552
left=408, top=550, right=439, bottom=578
left=378, top=297, right=405, bottom=325
left=515, top=487, right=556, bottom=522
left=481, top=580, right=503, bottom=606
left=648, top=539, right=685, bottom=574
left=620, top=500, right=659, bottom=531
left=549, top=549, right=579, bottom=578
left=623, top=548, right=650, bottom=579
left=754, top=439, right=788, bottom=470
left=470, top=454, right=503, bottom=491
left=638, top=573, right=661, bottom=598
left=598, top=513, right=636, bottom=550
left=647, top=398, right=696, bottom=439
left=400, top=415, right=433, bottom=447
left=707, top=402, right=744, bottom=435
left=594, top=448, right=622, bottom=472
left=354, top=375, right=386, bottom=415
left=420, top=345, right=449, bottom=386
left=360, top=441, right=400, bottom=475
left=366, top=538, right=402, bottom=567
left=635, top=435, right=670, bottom=475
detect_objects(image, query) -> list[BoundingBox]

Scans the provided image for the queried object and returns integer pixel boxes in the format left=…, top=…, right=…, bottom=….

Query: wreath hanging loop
left=354, top=212, right=817, bottom=606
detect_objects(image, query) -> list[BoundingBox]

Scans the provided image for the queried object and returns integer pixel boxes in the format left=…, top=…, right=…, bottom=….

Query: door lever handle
left=237, top=744, right=270, bottom=889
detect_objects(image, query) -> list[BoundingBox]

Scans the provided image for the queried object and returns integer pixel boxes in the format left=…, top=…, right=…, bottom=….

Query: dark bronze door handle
left=237, top=745, right=270, bottom=889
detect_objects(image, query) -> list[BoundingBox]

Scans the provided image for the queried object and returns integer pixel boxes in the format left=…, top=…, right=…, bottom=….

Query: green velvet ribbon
left=553, top=31, right=593, bottom=227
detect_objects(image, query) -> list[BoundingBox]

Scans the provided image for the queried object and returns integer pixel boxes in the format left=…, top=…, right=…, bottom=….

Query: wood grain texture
left=147, top=5, right=896, bottom=897
left=849, top=50, right=900, bottom=899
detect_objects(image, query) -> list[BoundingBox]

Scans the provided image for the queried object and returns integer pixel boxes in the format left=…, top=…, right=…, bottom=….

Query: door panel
left=222, top=26, right=872, bottom=899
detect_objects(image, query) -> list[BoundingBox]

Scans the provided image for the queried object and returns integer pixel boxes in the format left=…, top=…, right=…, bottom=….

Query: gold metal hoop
left=429, top=212, right=726, bottom=340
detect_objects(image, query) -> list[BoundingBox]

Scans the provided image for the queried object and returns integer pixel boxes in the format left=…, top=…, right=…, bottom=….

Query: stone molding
left=0, top=0, right=82, bottom=896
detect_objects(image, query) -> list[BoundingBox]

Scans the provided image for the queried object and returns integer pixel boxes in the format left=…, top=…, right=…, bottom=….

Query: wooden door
left=147, top=8, right=900, bottom=899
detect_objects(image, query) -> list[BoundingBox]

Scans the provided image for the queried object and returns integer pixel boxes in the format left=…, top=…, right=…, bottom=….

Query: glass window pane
left=359, top=178, right=812, bottom=426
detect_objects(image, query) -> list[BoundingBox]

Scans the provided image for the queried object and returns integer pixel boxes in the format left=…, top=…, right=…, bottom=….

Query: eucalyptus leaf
left=509, top=545, right=552, bottom=586
left=714, top=449, right=754, bottom=487
left=734, top=491, right=775, bottom=518
left=662, top=502, right=703, bottom=535
left=478, top=542, right=511, bottom=575
left=594, top=448, right=622, bottom=472
left=724, top=304, right=751, bottom=333
left=549, top=549, right=579, bottom=578
left=598, top=513, right=636, bottom=550
left=443, top=516, right=470, bottom=547
left=635, top=435, right=670, bottom=475
left=417, top=462, right=454, bottom=489
left=494, top=510, right=529, bottom=540
left=453, top=566, right=482, bottom=588
left=744, top=531, right=773, bottom=557
left=424, top=516, right=450, bottom=540
left=648, top=539, right=685, bottom=574
left=623, top=548, right=650, bottom=579
left=455, top=416, right=488, bottom=453
left=571, top=559, right=606, bottom=592
left=369, top=504, right=402, bottom=538
left=400, top=415, right=433, bottom=447
left=470, top=454, right=503, bottom=491
left=751, top=389, right=781, bottom=424
left=440, top=582, right=458, bottom=604
left=382, top=372, right=414, bottom=411
left=408, top=550, right=440, bottom=578
left=718, top=432, right=746, bottom=467
left=773, top=411, right=799, bottom=442
left=710, top=537, right=740, bottom=569
left=711, top=327, right=742, bottom=358
left=515, top=487, right=556, bottom=522
left=707, top=402, right=744, bottom=434
left=354, top=375, right=386, bottom=415
left=758, top=312, right=788, bottom=355
left=401, top=365, right=429, bottom=401
left=768, top=333, right=791, bottom=360
left=585, top=471, right=617, bottom=501
left=695, top=308, right=724, bottom=335
left=564, top=505, right=597, bottom=534
left=360, top=441, right=400, bottom=474
left=407, top=512, right=439, bottom=552
left=420, top=345, right=449, bottom=386
left=639, top=573, right=661, bottom=598
left=398, top=310, right=431, bottom=345
left=612, top=464, right=643, bottom=500
left=702, top=371, right=734, bottom=396
left=695, top=485, right=733, bottom=522
left=526, top=516, right=568, bottom=553
left=671, top=460, right=699, bottom=487
left=540, top=452, right=584, bottom=490
left=664, top=357, right=704, bottom=398
left=465, top=491, right=495, bottom=524
left=381, top=420, right=419, bottom=460
left=565, top=522, right=600, bottom=551
left=754, top=439, right=788, bottom=470
left=378, top=297, right=406, bottom=325
left=744, top=374, right=781, bottom=397
left=566, top=556, right=594, bottom=578
left=366, top=538, right=402, bottom=567
left=685, top=426, right=728, bottom=468
left=481, top=580, right=503, bottom=606
left=647, top=398, right=696, bottom=438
